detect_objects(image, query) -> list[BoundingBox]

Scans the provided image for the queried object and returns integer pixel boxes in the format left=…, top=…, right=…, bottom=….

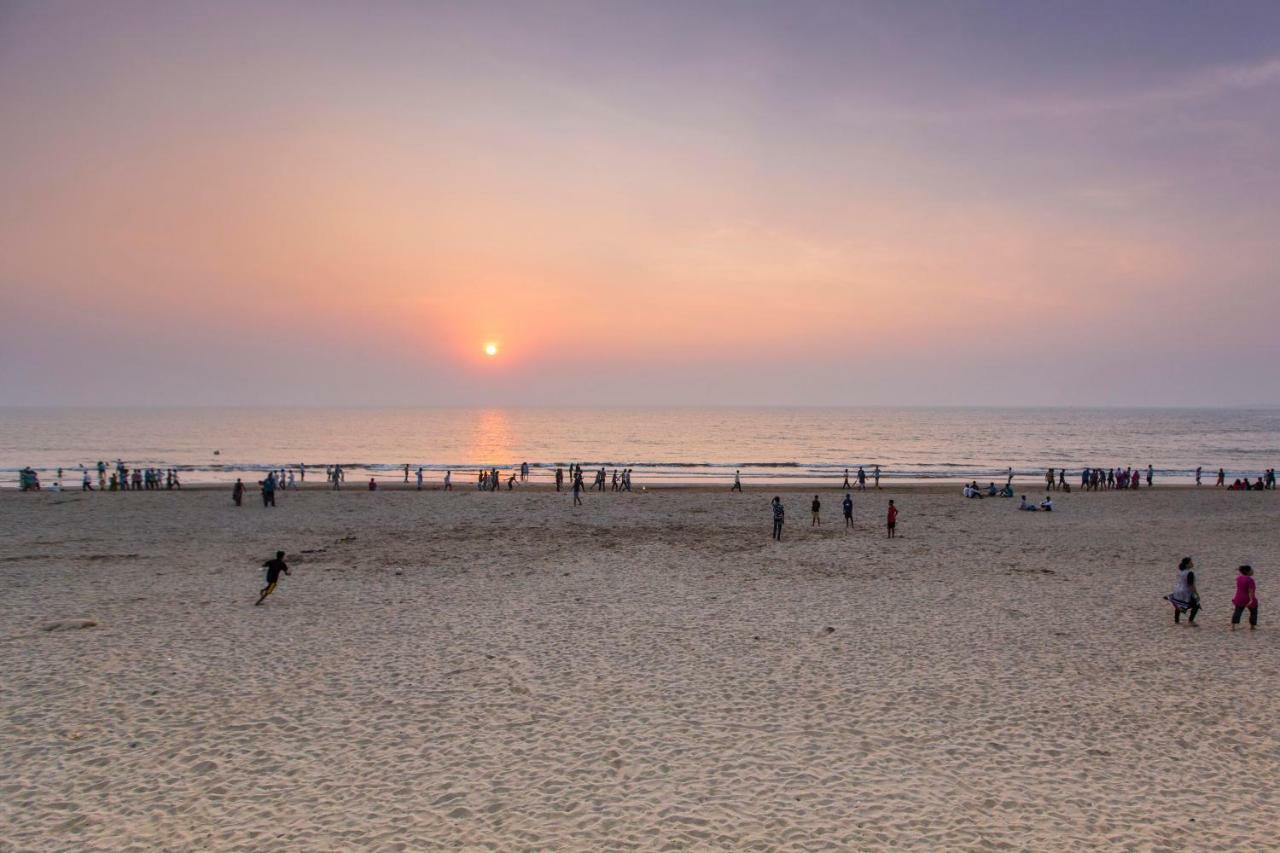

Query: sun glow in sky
left=1, top=1, right=1279, bottom=406
left=485, top=343, right=499, bottom=358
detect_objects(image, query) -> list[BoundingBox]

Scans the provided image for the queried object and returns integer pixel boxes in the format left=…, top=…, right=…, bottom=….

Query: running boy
left=256, top=551, right=290, bottom=606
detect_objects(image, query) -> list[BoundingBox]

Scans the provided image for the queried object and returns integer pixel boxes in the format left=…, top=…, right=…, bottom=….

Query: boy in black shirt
left=256, top=551, right=290, bottom=606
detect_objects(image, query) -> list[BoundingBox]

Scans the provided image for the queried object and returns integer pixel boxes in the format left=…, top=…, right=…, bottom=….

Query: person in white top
left=1040, top=496, right=1054, bottom=511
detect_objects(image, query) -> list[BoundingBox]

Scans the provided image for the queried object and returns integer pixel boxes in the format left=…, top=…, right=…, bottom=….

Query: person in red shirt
left=1231, top=565, right=1258, bottom=630
left=886, top=500, right=898, bottom=539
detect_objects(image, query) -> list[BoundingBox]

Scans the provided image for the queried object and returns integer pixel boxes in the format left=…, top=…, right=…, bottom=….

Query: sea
left=2, top=406, right=1278, bottom=488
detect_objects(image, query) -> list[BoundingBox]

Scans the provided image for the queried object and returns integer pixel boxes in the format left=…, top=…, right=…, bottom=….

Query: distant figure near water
left=842, top=469, right=852, bottom=489
left=233, top=478, right=245, bottom=506
left=732, top=470, right=742, bottom=492
left=771, top=497, right=784, bottom=541
left=874, top=465, right=881, bottom=488
left=857, top=466, right=866, bottom=491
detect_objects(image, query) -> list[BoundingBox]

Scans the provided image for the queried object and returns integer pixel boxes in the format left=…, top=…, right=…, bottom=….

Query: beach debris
left=822, top=626, right=835, bottom=634
left=42, top=619, right=98, bottom=632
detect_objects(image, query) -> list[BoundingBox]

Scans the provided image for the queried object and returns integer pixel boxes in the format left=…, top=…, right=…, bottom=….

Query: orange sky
left=2, top=2, right=1278, bottom=405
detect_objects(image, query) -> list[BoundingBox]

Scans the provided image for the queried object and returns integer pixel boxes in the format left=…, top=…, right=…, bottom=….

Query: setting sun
left=484, top=343, right=498, bottom=357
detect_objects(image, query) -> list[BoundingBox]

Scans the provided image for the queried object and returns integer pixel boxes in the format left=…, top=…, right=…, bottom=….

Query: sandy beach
left=2, top=484, right=1277, bottom=850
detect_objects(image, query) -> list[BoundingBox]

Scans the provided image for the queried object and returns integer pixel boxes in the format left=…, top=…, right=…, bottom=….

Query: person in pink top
left=1231, top=565, right=1258, bottom=630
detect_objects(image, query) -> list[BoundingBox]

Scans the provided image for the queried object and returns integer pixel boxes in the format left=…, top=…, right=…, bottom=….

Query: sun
left=484, top=342, right=499, bottom=357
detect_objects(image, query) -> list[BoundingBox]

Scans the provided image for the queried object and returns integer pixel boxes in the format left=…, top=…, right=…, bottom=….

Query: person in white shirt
left=1040, top=496, right=1054, bottom=511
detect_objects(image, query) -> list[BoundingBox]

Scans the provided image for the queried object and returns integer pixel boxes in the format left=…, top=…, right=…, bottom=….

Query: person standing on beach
left=811, top=495, right=821, bottom=526
left=262, top=473, right=277, bottom=507
left=555, top=466, right=563, bottom=492
left=403, top=464, right=410, bottom=483
left=82, top=469, right=93, bottom=491
left=857, top=466, right=867, bottom=491
left=255, top=551, right=290, bottom=606
left=1231, top=565, right=1258, bottom=630
left=842, top=492, right=853, bottom=528
left=732, top=470, right=742, bottom=492
left=1166, top=557, right=1200, bottom=625
left=771, top=496, right=784, bottom=540
left=886, top=500, right=898, bottom=538
left=444, top=470, right=452, bottom=490
left=300, top=463, right=306, bottom=482
left=1147, top=465, right=1154, bottom=488
left=416, top=467, right=423, bottom=490
left=233, top=478, right=245, bottom=506
left=842, top=469, right=852, bottom=489
left=1058, top=469, right=1067, bottom=489
left=1217, top=467, right=1226, bottom=487
left=573, top=470, right=585, bottom=506
left=874, top=465, right=881, bottom=489
left=1196, top=466, right=1203, bottom=486
left=521, top=461, right=529, bottom=482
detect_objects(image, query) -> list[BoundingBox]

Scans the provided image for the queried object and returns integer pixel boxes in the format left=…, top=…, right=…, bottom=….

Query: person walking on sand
left=886, top=500, right=898, bottom=538
left=811, top=495, right=822, bottom=526
left=732, top=470, right=742, bottom=492
left=1231, top=565, right=1259, bottom=630
left=1165, top=557, right=1200, bottom=625
left=842, top=492, right=853, bottom=528
left=573, top=470, right=585, bottom=506
left=842, top=468, right=852, bottom=489
left=255, top=551, right=290, bottom=606
left=771, top=496, right=785, bottom=541
left=233, top=478, right=245, bottom=506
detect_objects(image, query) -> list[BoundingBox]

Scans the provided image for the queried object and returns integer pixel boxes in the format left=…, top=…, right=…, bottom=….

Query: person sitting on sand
left=999, top=483, right=1014, bottom=497
left=1165, top=557, right=1199, bottom=625
left=771, top=496, right=784, bottom=540
left=1019, top=495, right=1037, bottom=511
left=986, top=482, right=998, bottom=497
left=1231, top=565, right=1258, bottom=631
left=1040, top=495, right=1054, bottom=511
left=255, top=551, right=290, bottom=606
